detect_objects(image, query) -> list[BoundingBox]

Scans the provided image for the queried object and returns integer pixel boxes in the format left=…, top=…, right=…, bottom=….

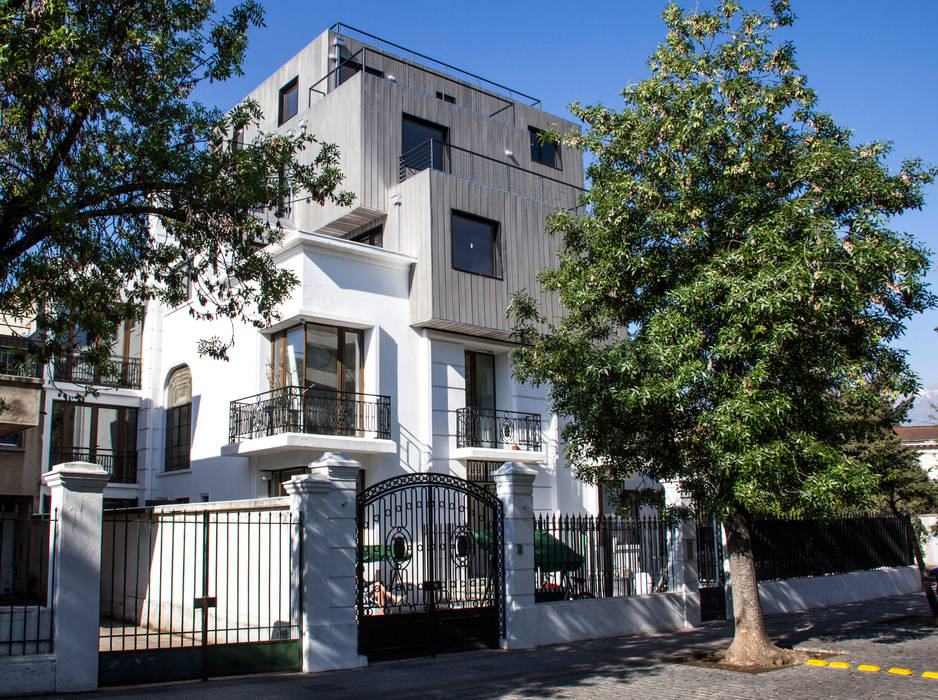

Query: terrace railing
left=229, top=386, right=391, bottom=442
left=0, top=338, right=41, bottom=379
left=455, top=407, right=542, bottom=452
left=49, top=446, right=137, bottom=484
left=53, top=353, right=142, bottom=390
left=399, top=139, right=583, bottom=210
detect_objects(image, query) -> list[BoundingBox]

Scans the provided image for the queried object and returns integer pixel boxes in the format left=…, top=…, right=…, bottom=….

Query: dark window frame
left=451, top=210, right=502, bottom=279
left=270, top=322, right=365, bottom=393
left=529, top=126, right=561, bottom=170
left=350, top=224, right=383, bottom=248
left=435, top=91, right=456, bottom=104
left=278, top=76, right=299, bottom=126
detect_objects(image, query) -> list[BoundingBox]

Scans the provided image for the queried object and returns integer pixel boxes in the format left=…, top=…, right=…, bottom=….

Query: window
left=451, top=212, right=501, bottom=278
left=0, top=431, right=23, bottom=448
left=465, top=351, right=496, bottom=411
left=165, top=366, right=191, bottom=472
left=51, top=401, right=138, bottom=481
left=231, top=127, right=244, bottom=151
left=401, top=115, right=448, bottom=174
left=529, top=126, right=560, bottom=169
left=276, top=165, right=292, bottom=218
left=270, top=323, right=363, bottom=394
left=364, top=66, right=384, bottom=78
left=466, top=460, right=498, bottom=495
left=278, top=77, right=299, bottom=125
left=351, top=224, right=383, bottom=248
left=435, top=91, right=456, bottom=104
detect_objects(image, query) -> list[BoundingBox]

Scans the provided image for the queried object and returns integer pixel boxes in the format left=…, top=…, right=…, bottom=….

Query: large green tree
left=511, top=1, right=936, bottom=665
left=0, top=0, right=351, bottom=366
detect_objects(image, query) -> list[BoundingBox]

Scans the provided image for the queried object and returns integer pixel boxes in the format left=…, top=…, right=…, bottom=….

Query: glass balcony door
left=465, top=351, right=496, bottom=446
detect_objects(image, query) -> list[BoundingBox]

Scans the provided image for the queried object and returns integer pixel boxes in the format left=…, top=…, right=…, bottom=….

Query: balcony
left=224, top=386, right=395, bottom=458
left=454, top=407, right=544, bottom=463
left=0, top=338, right=42, bottom=437
left=53, top=353, right=142, bottom=390
left=49, top=446, right=137, bottom=484
left=399, top=139, right=582, bottom=210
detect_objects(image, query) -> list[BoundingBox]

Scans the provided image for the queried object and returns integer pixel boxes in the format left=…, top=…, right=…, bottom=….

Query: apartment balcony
left=399, top=139, right=582, bottom=211
left=53, top=352, right=142, bottom=390
left=49, top=446, right=137, bottom=484
left=453, top=407, right=545, bottom=463
left=0, top=338, right=42, bottom=437
left=223, top=386, right=396, bottom=458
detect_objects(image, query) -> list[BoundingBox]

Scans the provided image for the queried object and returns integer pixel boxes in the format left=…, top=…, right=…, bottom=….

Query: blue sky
left=196, top=1, right=938, bottom=389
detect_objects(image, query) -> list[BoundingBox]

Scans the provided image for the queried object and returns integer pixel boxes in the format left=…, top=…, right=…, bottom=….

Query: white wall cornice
left=269, top=228, right=416, bottom=271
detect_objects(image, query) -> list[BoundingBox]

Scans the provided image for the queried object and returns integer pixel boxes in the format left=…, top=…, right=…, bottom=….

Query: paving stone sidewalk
left=56, top=592, right=938, bottom=699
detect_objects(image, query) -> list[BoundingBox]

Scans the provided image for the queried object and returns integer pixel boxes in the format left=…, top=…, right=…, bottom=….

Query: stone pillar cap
left=309, top=451, right=363, bottom=469
left=42, top=461, right=110, bottom=492
left=492, top=461, right=538, bottom=478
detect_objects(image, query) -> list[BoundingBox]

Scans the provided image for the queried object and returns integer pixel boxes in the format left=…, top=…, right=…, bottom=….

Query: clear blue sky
left=197, top=0, right=938, bottom=389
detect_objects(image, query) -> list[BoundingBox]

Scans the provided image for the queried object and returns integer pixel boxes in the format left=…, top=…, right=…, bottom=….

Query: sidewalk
left=59, top=593, right=938, bottom=699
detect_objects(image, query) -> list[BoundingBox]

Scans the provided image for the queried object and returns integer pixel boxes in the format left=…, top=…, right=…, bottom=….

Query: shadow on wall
left=310, top=252, right=410, bottom=300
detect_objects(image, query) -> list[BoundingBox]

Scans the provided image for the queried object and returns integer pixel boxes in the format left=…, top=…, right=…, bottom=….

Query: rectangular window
left=452, top=212, right=501, bottom=278
left=231, top=127, right=244, bottom=151
left=350, top=224, right=383, bottom=248
left=401, top=114, right=448, bottom=174
left=435, top=91, right=456, bottom=104
left=529, top=126, right=560, bottom=169
left=51, top=401, right=138, bottom=481
left=364, top=66, right=384, bottom=78
left=465, top=351, right=496, bottom=411
left=0, top=431, right=23, bottom=448
left=278, top=77, right=299, bottom=125
left=270, top=323, right=363, bottom=394
left=165, top=403, right=191, bottom=471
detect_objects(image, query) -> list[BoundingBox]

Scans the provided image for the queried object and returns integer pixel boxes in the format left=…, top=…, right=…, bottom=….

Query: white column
left=663, top=481, right=699, bottom=627
left=284, top=451, right=367, bottom=673
left=42, top=461, right=110, bottom=692
left=493, top=461, right=538, bottom=649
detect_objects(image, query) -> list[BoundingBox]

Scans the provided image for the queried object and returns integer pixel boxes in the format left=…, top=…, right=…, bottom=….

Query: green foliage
left=511, top=1, right=937, bottom=523
left=0, top=0, right=352, bottom=364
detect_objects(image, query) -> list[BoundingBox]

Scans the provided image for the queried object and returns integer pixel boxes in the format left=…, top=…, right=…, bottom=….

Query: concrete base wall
left=757, top=566, right=920, bottom=615
left=537, top=592, right=686, bottom=646
left=0, top=654, right=56, bottom=696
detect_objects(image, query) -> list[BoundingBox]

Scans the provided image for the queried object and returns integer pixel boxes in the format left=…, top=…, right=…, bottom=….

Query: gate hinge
left=194, top=596, right=217, bottom=609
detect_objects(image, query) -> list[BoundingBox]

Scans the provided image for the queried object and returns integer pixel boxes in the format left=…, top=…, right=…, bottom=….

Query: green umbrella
left=472, top=531, right=584, bottom=573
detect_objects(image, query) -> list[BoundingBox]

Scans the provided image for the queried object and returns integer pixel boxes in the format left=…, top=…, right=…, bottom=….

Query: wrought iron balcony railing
left=53, top=353, right=142, bottom=390
left=0, top=340, right=41, bottom=379
left=455, top=407, right=542, bottom=451
left=229, top=386, right=392, bottom=443
left=49, top=446, right=137, bottom=483
left=399, top=139, right=583, bottom=210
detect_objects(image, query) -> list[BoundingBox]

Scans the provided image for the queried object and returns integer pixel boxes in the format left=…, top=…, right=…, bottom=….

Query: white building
left=38, top=25, right=620, bottom=515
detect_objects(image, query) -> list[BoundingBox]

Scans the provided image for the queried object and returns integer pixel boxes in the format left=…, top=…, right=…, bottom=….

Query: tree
left=510, top=1, right=936, bottom=665
left=0, top=0, right=352, bottom=368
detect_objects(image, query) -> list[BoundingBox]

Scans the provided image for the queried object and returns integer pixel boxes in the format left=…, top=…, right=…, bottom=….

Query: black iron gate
left=356, top=473, right=504, bottom=660
left=696, top=520, right=726, bottom=622
left=98, top=506, right=301, bottom=686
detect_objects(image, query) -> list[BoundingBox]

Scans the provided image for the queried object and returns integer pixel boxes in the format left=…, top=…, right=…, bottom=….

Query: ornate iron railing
left=455, top=407, right=541, bottom=451
left=53, top=353, right=142, bottom=390
left=49, top=446, right=137, bottom=483
left=229, top=386, right=392, bottom=442
left=399, top=139, right=583, bottom=210
left=0, top=338, right=41, bottom=378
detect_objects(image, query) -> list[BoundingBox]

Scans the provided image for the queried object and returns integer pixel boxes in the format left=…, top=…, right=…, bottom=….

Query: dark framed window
left=451, top=211, right=501, bottom=278
left=351, top=224, right=383, bottom=248
left=270, top=323, right=363, bottom=394
left=231, top=127, right=244, bottom=151
left=402, top=114, right=448, bottom=173
left=165, top=366, right=191, bottom=472
left=435, top=91, right=456, bottom=104
left=50, top=401, right=138, bottom=481
left=466, top=460, right=498, bottom=494
left=278, top=77, right=299, bottom=125
left=465, top=351, right=496, bottom=411
left=0, top=431, right=23, bottom=448
left=529, top=126, right=560, bottom=169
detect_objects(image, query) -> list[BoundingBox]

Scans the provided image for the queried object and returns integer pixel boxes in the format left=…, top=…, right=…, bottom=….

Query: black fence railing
left=399, top=139, right=583, bottom=210
left=455, top=407, right=542, bottom=452
left=229, top=386, right=392, bottom=442
left=751, top=514, right=915, bottom=582
left=0, top=338, right=41, bottom=379
left=49, top=446, right=137, bottom=484
left=533, top=514, right=674, bottom=602
left=0, top=509, right=56, bottom=655
left=53, top=353, right=142, bottom=390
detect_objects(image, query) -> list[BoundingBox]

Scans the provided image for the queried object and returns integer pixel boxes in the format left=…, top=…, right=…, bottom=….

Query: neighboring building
left=34, top=25, right=613, bottom=514
left=896, top=424, right=938, bottom=567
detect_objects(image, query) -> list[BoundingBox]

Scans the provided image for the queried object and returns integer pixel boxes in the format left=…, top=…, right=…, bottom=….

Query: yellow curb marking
left=857, top=665, right=880, bottom=672
left=888, top=668, right=913, bottom=676
left=805, top=659, right=828, bottom=667
left=827, top=661, right=851, bottom=669
left=922, top=671, right=938, bottom=680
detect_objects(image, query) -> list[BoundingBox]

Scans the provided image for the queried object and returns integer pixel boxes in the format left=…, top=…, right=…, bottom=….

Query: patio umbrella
left=472, top=531, right=584, bottom=572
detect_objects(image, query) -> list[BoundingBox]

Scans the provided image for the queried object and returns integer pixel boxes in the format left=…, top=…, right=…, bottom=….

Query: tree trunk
left=721, top=510, right=793, bottom=666
left=894, top=507, right=938, bottom=625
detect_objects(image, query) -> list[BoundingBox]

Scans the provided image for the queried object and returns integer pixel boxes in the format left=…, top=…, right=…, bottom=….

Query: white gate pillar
left=663, top=481, right=700, bottom=627
left=493, top=461, right=538, bottom=649
left=285, top=451, right=367, bottom=673
left=42, top=461, right=110, bottom=692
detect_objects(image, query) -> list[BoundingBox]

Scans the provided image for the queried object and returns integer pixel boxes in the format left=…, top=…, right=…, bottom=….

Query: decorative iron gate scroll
left=356, top=473, right=504, bottom=660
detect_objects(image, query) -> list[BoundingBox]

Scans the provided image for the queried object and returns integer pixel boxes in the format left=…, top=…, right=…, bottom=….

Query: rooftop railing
left=400, top=139, right=583, bottom=210
left=455, top=407, right=542, bottom=452
left=229, top=386, right=391, bottom=442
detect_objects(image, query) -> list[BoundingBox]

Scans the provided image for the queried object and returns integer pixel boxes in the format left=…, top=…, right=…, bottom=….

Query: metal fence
left=455, top=407, right=542, bottom=451
left=0, top=510, right=56, bottom=656
left=53, top=353, right=142, bottom=389
left=533, top=514, right=674, bottom=602
left=49, top=446, right=136, bottom=484
left=751, top=514, right=915, bottom=582
left=0, top=338, right=41, bottom=378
